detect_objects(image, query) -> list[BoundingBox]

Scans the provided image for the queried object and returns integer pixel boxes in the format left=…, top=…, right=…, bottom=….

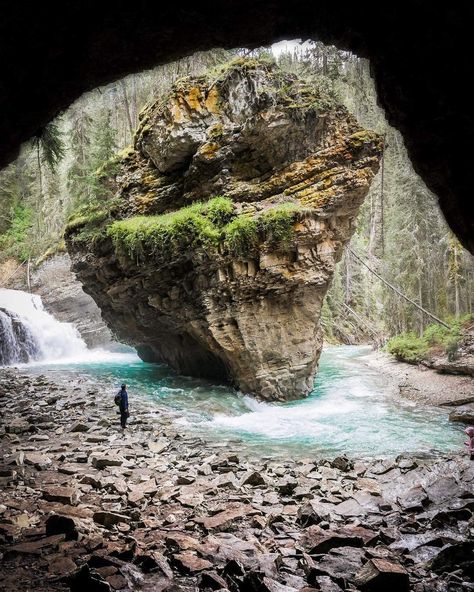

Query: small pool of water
left=21, top=345, right=464, bottom=459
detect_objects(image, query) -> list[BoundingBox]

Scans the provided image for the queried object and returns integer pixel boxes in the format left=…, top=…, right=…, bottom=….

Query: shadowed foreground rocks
left=1, top=368, right=473, bottom=591
left=67, top=59, right=381, bottom=401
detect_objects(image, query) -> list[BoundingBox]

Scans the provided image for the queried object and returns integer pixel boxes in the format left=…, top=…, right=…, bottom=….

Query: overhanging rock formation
left=66, top=59, right=382, bottom=400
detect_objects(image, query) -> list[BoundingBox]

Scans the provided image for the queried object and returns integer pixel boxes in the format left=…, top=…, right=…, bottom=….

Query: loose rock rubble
left=1, top=368, right=473, bottom=591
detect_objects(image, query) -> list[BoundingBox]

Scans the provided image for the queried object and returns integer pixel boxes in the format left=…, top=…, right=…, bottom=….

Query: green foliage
left=108, top=201, right=220, bottom=258
left=223, top=202, right=303, bottom=257
left=223, top=215, right=259, bottom=258
left=0, top=203, right=33, bottom=261
left=259, top=203, right=302, bottom=247
left=423, top=323, right=455, bottom=347
left=65, top=197, right=120, bottom=246
left=387, top=315, right=474, bottom=363
left=445, top=338, right=460, bottom=362
left=206, top=196, right=235, bottom=226
left=86, top=110, right=118, bottom=200
left=386, top=332, right=428, bottom=363
left=37, top=121, right=66, bottom=172
left=107, top=198, right=304, bottom=260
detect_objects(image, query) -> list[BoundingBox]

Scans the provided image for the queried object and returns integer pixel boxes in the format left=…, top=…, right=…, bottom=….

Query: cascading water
left=0, top=289, right=88, bottom=365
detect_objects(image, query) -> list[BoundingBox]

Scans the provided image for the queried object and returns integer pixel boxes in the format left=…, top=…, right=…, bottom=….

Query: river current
left=21, top=345, right=464, bottom=459
left=0, top=288, right=463, bottom=459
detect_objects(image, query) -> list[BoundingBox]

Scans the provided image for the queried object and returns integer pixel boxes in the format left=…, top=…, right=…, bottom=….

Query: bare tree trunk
left=344, top=250, right=352, bottom=304
left=368, top=135, right=385, bottom=258
left=454, top=245, right=461, bottom=318
left=35, top=141, right=44, bottom=249
left=26, top=257, right=31, bottom=292
left=120, top=81, right=134, bottom=141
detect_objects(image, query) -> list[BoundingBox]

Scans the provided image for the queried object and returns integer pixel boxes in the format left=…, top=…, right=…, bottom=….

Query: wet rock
left=66, top=60, right=382, bottom=402
left=45, top=514, right=78, bottom=540
left=93, top=511, right=129, bottom=528
left=198, top=571, right=228, bottom=590
left=429, top=541, right=474, bottom=574
left=48, top=555, right=77, bottom=575
left=449, top=406, right=474, bottom=423
left=92, top=457, right=122, bottom=469
left=134, top=551, right=173, bottom=578
left=397, top=485, right=428, bottom=511
left=42, top=486, right=78, bottom=506
left=6, top=533, right=65, bottom=556
left=173, top=551, right=213, bottom=574
left=308, top=547, right=365, bottom=586
left=70, top=422, right=90, bottom=433
left=65, top=564, right=112, bottom=592
left=301, top=525, right=376, bottom=554
left=241, top=471, right=267, bottom=487
left=296, top=502, right=324, bottom=527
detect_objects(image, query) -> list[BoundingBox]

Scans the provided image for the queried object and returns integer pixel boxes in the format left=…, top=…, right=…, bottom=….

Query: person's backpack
left=114, top=392, right=122, bottom=406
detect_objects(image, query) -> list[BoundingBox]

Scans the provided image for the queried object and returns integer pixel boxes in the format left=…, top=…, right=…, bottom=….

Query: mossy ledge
left=107, top=197, right=307, bottom=260
left=66, top=58, right=382, bottom=401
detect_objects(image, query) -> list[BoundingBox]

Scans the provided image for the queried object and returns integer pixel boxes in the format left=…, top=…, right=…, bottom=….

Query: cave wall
left=0, top=3, right=472, bottom=253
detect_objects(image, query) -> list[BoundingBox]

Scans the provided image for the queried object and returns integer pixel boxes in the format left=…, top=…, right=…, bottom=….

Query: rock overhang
left=66, top=58, right=382, bottom=401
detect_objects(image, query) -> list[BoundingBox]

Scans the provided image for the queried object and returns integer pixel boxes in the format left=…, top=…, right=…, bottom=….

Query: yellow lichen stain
left=184, top=87, right=203, bottom=112
left=133, top=192, right=157, bottom=214
left=117, top=145, right=135, bottom=161
left=347, top=130, right=379, bottom=150
left=170, top=99, right=186, bottom=124
left=198, top=142, right=219, bottom=159
left=141, top=173, right=161, bottom=189
left=205, top=87, right=220, bottom=113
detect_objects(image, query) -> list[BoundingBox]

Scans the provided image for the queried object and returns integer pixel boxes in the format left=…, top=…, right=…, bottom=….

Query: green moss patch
left=65, top=198, right=120, bottom=246
left=108, top=198, right=306, bottom=260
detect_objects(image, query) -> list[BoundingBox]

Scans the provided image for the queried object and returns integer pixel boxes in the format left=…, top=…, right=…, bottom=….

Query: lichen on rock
left=66, top=58, right=382, bottom=401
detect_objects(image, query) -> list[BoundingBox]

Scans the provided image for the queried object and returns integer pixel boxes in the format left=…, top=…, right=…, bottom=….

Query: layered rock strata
left=66, top=59, right=382, bottom=400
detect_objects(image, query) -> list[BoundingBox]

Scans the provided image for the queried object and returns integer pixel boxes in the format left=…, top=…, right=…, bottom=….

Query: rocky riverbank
left=1, top=366, right=473, bottom=591
left=360, top=349, right=474, bottom=427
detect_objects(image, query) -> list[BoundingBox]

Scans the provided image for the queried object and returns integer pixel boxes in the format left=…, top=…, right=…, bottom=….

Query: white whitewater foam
left=0, top=288, right=88, bottom=363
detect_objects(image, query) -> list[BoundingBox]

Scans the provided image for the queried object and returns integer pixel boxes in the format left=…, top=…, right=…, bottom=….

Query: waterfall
left=0, top=289, right=88, bottom=366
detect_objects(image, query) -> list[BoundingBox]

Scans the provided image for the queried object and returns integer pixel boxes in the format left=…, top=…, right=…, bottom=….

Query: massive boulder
left=66, top=59, right=382, bottom=400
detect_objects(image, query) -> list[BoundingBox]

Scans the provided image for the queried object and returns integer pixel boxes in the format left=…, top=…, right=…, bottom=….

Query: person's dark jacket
left=118, top=388, right=129, bottom=412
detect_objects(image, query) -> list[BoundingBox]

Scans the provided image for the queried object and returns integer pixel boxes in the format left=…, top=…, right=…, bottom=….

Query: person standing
left=117, top=383, right=129, bottom=429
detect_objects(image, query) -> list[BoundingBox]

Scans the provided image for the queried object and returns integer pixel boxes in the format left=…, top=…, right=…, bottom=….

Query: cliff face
left=30, top=254, right=114, bottom=348
left=66, top=59, right=382, bottom=400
